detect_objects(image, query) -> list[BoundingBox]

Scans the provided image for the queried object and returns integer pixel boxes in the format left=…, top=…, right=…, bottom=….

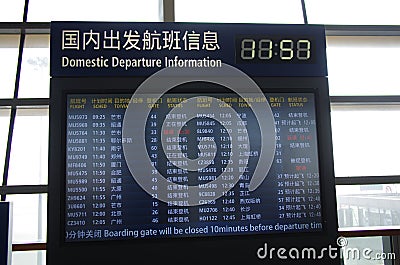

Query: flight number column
left=65, top=96, right=90, bottom=234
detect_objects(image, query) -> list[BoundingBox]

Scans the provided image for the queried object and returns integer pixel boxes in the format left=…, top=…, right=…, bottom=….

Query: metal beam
left=330, top=96, right=400, bottom=105
left=325, top=25, right=400, bottom=36
left=336, top=176, right=400, bottom=185
left=0, top=98, right=49, bottom=108
left=0, top=22, right=50, bottom=34
left=162, top=0, right=175, bottom=22
left=0, top=185, right=48, bottom=195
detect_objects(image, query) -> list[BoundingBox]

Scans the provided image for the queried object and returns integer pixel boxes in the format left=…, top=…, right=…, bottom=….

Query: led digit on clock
left=258, top=39, right=273, bottom=60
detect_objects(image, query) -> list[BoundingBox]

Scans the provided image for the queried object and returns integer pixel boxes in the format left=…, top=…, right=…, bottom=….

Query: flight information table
left=64, top=92, right=322, bottom=242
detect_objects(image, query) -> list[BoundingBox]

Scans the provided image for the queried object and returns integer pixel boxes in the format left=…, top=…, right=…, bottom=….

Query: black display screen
left=64, top=91, right=323, bottom=242
left=49, top=22, right=338, bottom=265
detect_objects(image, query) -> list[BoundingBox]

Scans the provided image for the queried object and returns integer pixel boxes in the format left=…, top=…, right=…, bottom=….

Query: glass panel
left=337, top=185, right=400, bottom=230
left=341, top=237, right=394, bottom=265
left=0, top=35, right=20, bottom=98
left=0, top=109, right=11, bottom=180
left=326, top=36, right=400, bottom=96
left=175, top=0, right=304, bottom=24
left=0, top=0, right=25, bottom=22
left=306, top=0, right=400, bottom=25
left=27, top=0, right=160, bottom=22
left=7, top=108, right=49, bottom=185
left=12, top=251, right=46, bottom=265
left=331, top=105, right=400, bottom=177
left=6, top=194, right=47, bottom=243
left=18, top=35, right=50, bottom=99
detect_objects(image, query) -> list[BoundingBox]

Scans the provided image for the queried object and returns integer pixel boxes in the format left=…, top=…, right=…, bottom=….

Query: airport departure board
left=48, top=22, right=339, bottom=265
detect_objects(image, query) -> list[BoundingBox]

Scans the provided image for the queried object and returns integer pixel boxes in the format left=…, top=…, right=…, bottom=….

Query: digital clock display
left=236, top=36, right=315, bottom=64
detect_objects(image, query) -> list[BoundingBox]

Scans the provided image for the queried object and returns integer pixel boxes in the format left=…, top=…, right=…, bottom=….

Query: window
left=0, top=35, right=20, bottom=99
left=18, top=35, right=50, bottom=99
left=326, top=36, right=400, bottom=96
left=0, top=0, right=25, bottom=22
left=331, top=105, right=400, bottom=177
left=337, top=185, right=400, bottom=230
left=12, top=250, right=46, bottom=265
left=341, top=236, right=393, bottom=265
left=7, top=108, right=49, bottom=186
left=175, top=0, right=304, bottom=24
left=306, top=0, right=400, bottom=25
left=27, top=0, right=161, bottom=22
left=6, top=194, right=47, bottom=243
